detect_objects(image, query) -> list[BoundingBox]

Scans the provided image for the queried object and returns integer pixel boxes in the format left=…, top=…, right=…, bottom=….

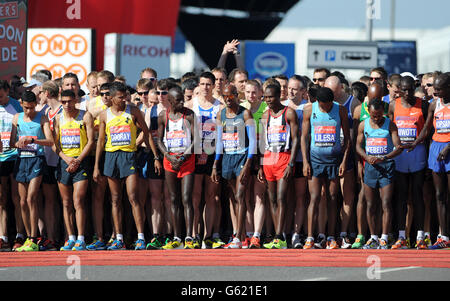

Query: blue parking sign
left=325, top=50, right=336, bottom=62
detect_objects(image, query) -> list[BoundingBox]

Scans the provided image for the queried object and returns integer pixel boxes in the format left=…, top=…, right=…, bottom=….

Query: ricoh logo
left=254, top=52, right=288, bottom=78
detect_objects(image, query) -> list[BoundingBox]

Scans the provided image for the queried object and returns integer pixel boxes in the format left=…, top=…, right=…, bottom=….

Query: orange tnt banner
left=26, top=28, right=92, bottom=84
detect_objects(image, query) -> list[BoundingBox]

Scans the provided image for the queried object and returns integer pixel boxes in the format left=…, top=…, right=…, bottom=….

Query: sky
left=280, top=0, right=450, bottom=30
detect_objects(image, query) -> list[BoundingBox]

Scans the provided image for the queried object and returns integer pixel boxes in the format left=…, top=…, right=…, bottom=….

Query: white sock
left=174, top=236, right=181, bottom=242
left=424, top=232, right=430, bottom=238
left=441, top=236, right=449, bottom=242
left=16, top=233, right=25, bottom=240
left=185, top=236, right=193, bottom=241
left=371, top=235, right=379, bottom=241
left=233, top=237, right=240, bottom=242
left=253, top=232, right=261, bottom=238
left=340, top=232, right=347, bottom=238
left=417, top=231, right=424, bottom=240
left=77, top=235, right=85, bottom=242
left=381, top=234, right=389, bottom=242
left=246, top=232, right=253, bottom=238
left=307, top=237, right=314, bottom=242
left=398, top=230, right=406, bottom=239
left=212, top=233, right=220, bottom=239
left=292, top=233, right=300, bottom=240
left=327, top=236, right=335, bottom=241
left=138, top=233, right=145, bottom=241
left=318, top=233, right=326, bottom=240
left=0, top=236, right=7, bottom=243
left=116, top=234, right=124, bottom=241
left=69, top=235, right=76, bottom=241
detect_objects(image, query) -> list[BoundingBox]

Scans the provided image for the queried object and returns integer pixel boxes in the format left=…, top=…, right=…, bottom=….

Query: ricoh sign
left=104, top=33, right=171, bottom=86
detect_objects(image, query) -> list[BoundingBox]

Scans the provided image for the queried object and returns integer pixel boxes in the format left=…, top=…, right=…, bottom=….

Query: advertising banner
left=27, top=28, right=93, bottom=85
left=243, top=41, right=295, bottom=81
left=0, top=0, right=27, bottom=80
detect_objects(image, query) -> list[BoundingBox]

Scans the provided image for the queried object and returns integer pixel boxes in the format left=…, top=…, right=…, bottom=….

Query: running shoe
left=226, top=237, right=242, bottom=249
left=18, top=239, right=39, bottom=252
left=378, top=239, right=388, bottom=250
left=387, top=233, right=395, bottom=248
left=60, top=240, right=76, bottom=251
left=270, top=239, right=287, bottom=249
left=351, top=235, right=365, bottom=249
left=429, top=238, right=450, bottom=250
left=391, top=238, right=409, bottom=250
left=212, top=237, right=225, bottom=249
left=162, top=239, right=183, bottom=250
left=146, top=236, right=163, bottom=250
left=38, top=237, right=58, bottom=251
left=184, top=238, right=195, bottom=249
left=201, top=238, right=214, bottom=249
left=134, top=239, right=146, bottom=250
left=11, top=237, right=24, bottom=251
left=242, top=237, right=251, bottom=249
left=0, top=238, right=11, bottom=252
left=249, top=236, right=261, bottom=249
left=87, top=240, right=107, bottom=251
left=292, top=236, right=303, bottom=249
left=72, top=240, right=87, bottom=251
left=192, top=238, right=201, bottom=249
left=326, top=238, right=339, bottom=249
left=314, top=236, right=327, bottom=249
left=107, top=239, right=126, bottom=250
left=424, top=235, right=432, bottom=247
left=363, top=238, right=379, bottom=249
left=416, top=239, right=428, bottom=250
left=264, top=234, right=274, bottom=244
left=303, top=238, right=314, bottom=249
left=339, top=236, right=352, bottom=249
left=106, top=237, right=115, bottom=248
left=223, top=235, right=235, bottom=249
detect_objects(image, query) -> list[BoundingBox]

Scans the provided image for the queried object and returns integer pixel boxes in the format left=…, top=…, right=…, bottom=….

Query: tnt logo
left=29, top=63, right=87, bottom=85
left=30, top=34, right=88, bottom=57
left=366, top=0, right=381, bottom=20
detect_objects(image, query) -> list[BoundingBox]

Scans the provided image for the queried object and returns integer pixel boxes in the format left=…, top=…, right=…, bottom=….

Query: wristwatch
left=381, top=155, right=387, bottom=161
left=288, top=162, right=294, bottom=168
left=154, top=155, right=161, bottom=161
left=179, top=155, right=186, bottom=162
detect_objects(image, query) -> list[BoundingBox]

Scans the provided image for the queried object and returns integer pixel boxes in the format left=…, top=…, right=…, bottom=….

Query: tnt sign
left=27, top=28, right=93, bottom=84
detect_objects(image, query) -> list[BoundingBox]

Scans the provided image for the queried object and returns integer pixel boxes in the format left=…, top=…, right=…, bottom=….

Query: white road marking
left=301, top=277, right=328, bottom=281
left=379, top=266, right=421, bottom=274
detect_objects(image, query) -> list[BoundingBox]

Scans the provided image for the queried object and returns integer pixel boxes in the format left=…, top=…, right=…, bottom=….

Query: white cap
left=23, top=78, right=43, bottom=88
left=400, top=72, right=417, bottom=81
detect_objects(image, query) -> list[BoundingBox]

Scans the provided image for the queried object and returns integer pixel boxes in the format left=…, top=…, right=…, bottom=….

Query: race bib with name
left=396, top=118, right=417, bottom=143
left=314, top=126, right=336, bottom=147
left=61, top=128, right=81, bottom=149
left=110, top=125, right=131, bottom=146
left=366, top=137, right=388, bottom=156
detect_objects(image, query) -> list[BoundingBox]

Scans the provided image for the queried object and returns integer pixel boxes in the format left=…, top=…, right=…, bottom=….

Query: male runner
left=312, top=68, right=330, bottom=87
left=10, top=91, right=54, bottom=252
left=241, top=80, right=267, bottom=249
left=157, top=86, right=197, bottom=249
left=388, top=76, right=429, bottom=249
left=53, top=90, right=94, bottom=251
left=325, top=75, right=360, bottom=248
left=94, top=82, right=158, bottom=250
left=259, top=84, right=299, bottom=249
left=356, top=98, right=403, bottom=249
left=410, top=73, right=450, bottom=249
left=211, top=84, right=256, bottom=248
left=185, top=72, right=222, bottom=248
left=0, top=80, right=25, bottom=252
left=301, top=87, right=350, bottom=249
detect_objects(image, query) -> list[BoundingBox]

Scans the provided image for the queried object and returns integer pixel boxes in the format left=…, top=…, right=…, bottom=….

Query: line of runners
left=1, top=55, right=450, bottom=252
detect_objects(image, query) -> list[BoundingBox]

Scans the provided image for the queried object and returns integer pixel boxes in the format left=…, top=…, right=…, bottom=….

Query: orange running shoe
left=249, top=236, right=261, bottom=249
left=391, top=238, right=408, bottom=249
left=303, top=238, right=314, bottom=250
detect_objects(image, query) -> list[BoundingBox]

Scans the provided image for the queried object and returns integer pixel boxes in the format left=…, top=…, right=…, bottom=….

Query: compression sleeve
left=246, top=124, right=256, bottom=159
left=215, top=125, right=223, bottom=161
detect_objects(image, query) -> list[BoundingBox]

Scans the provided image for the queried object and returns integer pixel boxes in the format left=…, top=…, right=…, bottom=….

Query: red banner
left=28, top=0, right=180, bottom=71
left=0, top=0, right=27, bottom=81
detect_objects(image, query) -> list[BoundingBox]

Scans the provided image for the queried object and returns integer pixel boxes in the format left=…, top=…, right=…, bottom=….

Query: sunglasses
left=370, top=77, right=382, bottom=81
left=100, top=92, right=110, bottom=97
left=61, top=100, right=72, bottom=105
left=156, top=91, right=168, bottom=95
left=149, top=77, right=156, bottom=82
left=425, top=83, right=434, bottom=87
left=223, top=95, right=236, bottom=100
left=313, top=78, right=325, bottom=82
left=137, top=91, right=149, bottom=96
